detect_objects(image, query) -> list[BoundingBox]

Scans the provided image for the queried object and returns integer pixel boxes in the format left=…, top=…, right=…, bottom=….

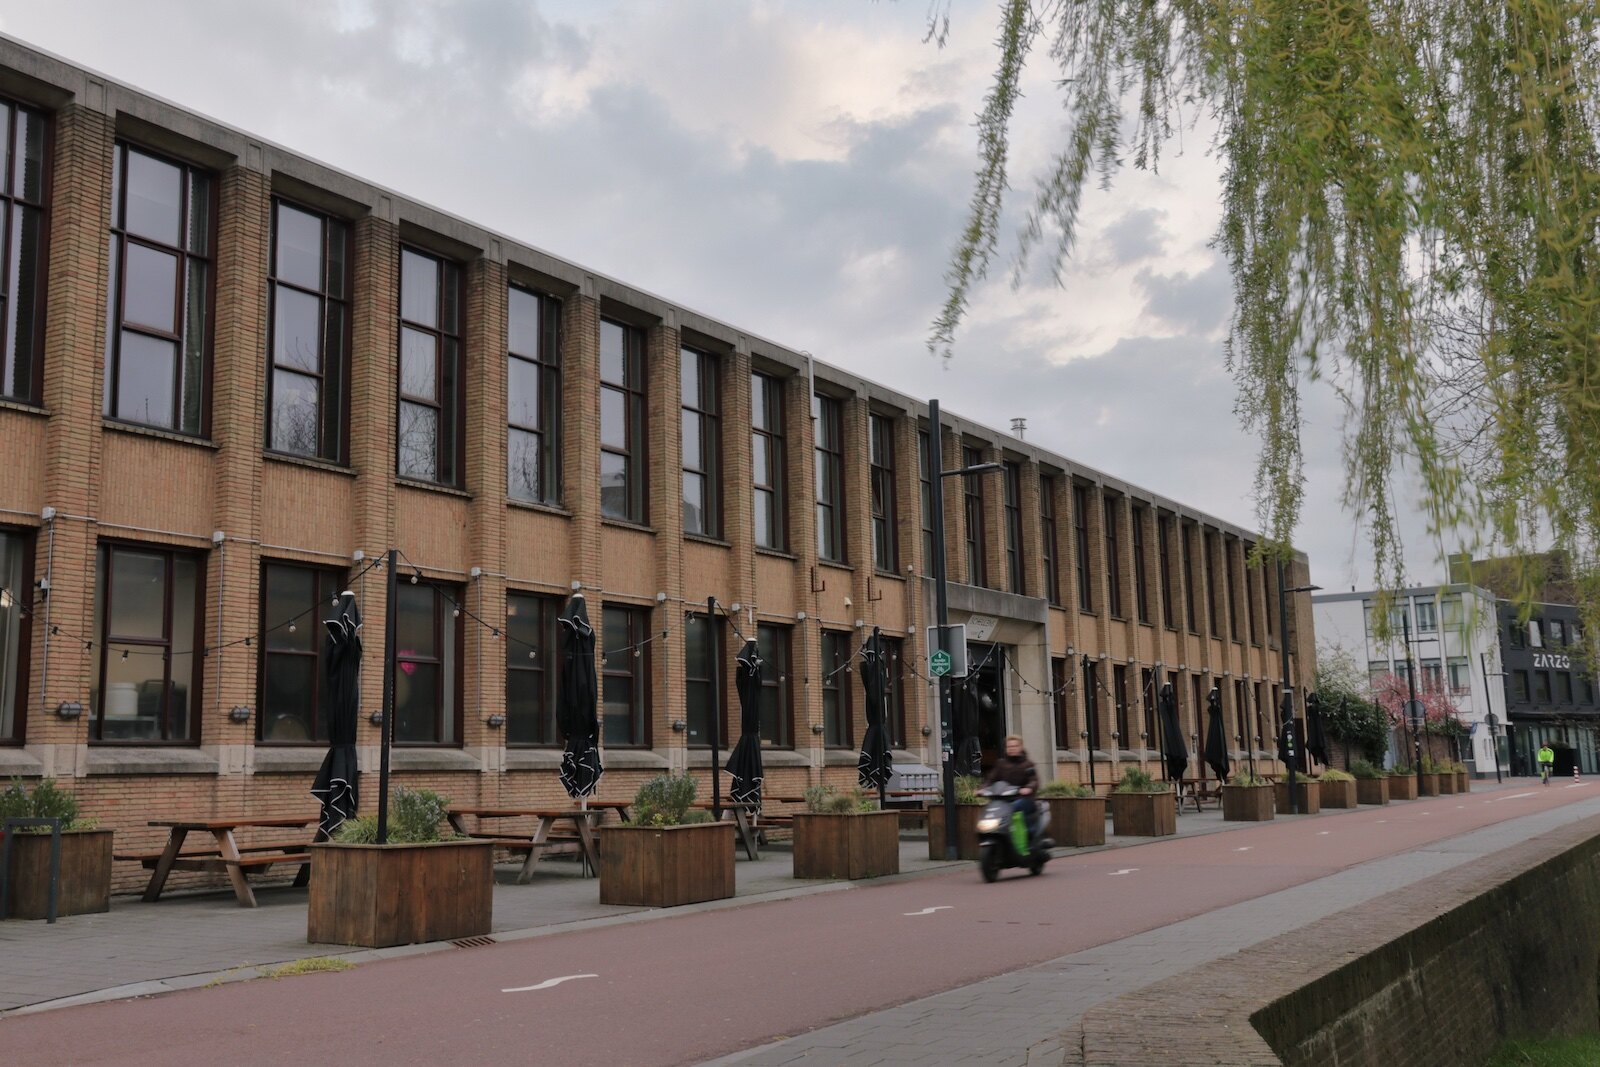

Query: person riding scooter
left=983, top=734, right=1044, bottom=846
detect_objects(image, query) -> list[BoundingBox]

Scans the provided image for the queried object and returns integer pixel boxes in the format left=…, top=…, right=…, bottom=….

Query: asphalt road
left=5, top=782, right=1591, bottom=1066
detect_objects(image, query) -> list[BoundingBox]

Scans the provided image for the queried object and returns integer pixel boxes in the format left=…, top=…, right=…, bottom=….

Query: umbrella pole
left=377, top=548, right=398, bottom=844
left=709, top=596, right=722, bottom=820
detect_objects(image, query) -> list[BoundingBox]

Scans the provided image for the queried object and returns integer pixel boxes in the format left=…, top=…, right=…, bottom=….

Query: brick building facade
left=0, top=40, right=1314, bottom=889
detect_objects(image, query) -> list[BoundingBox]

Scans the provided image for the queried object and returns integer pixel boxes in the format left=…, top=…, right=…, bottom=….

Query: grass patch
left=264, top=956, right=354, bottom=978
left=1489, top=1035, right=1600, bottom=1066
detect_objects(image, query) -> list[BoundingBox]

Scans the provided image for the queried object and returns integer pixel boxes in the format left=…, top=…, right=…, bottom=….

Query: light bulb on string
left=452, top=608, right=460, bottom=618
left=288, top=622, right=296, bottom=633
left=410, top=573, right=419, bottom=585
left=121, top=649, right=128, bottom=661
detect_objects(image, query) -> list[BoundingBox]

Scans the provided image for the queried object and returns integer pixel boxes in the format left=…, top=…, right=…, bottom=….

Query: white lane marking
left=1493, top=792, right=1538, bottom=802
left=1457, top=805, right=1465, bottom=809
left=1317, top=831, right=1330, bottom=836
left=1377, top=819, right=1388, bottom=823
left=1420, top=812, right=1431, bottom=816
left=1233, top=846, right=1252, bottom=852
left=1565, top=783, right=1586, bottom=789
left=903, top=906, right=953, bottom=916
left=502, top=974, right=598, bottom=993
left=1109, top=868, right=1139, bottom=876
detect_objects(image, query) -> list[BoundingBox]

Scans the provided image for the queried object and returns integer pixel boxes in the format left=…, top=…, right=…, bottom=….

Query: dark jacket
left=983, top=752, right=1039, bottom=791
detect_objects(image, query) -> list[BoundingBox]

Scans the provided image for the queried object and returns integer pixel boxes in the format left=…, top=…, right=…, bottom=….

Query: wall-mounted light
left=671, top=720, right=687, bottom=733
left=796, top=611, right=807, bottom=621
left=810, top=722, right=825, bottom=734
left=571, top=580, right=583, bottom=591
left=1079, top=730, right=1088, bottom=740
left=655, top=591, right=667, bottom=602
left=212, top=530, right=226, bottom=545
left=55, top=701, right=82, bottom=720
left=730, top=602, right=742, bottom=613
left=1139, top=731, right=1148, bottom=741
left=228, top=705, right=252, bottom=723
left=854, top=618, right=865, bottom=629
left=920, top=725, right=932, bottom=736
left=470, top=566, right=483, bottom=579
left=486, top=713, right=506, bottom=728
left=369, top=711, right=384, bottom=726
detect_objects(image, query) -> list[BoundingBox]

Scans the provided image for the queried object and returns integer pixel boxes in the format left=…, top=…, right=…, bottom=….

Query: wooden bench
left=1178, top=778, right=1224, bottom=813
left=116, top=843, right=309, bottom=867
left=134, top=817, right=319, bottom=907
left=226, top=853, right=311, bottom=870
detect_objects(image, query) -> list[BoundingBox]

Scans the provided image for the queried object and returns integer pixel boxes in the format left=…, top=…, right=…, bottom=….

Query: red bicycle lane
left=5, top=783, right=1592, bottom=1067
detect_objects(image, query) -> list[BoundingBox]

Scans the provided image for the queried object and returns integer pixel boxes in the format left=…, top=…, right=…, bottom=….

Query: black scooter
left=976, top=783, right=1052, bottom=882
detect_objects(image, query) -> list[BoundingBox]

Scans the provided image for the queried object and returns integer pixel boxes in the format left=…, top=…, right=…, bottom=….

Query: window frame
left=964, top=445, right=987, bottom=587
left=0, top=98, right=48, bottom=406
left=507, top=284, right=563, bottom=506
left=1112, top=663, right=1129, bottom=746
left=104, top=140, right=215, bottom=437
left=396, top=245, right=464, bottom=486
left=882, top=636, right=907, bottom=750
left=1003, top=461, right=1024, bottom=594
left=1182, top=525, right=1199, bottom=633
left=265, top=197, right=350, bottom=464
left=0, top=527, right=33, bottom=745
left=1040, top=476, right=1061, bottom=606
left=1104, top=495, right=1123, bottom=618
left=1083, top=659, right=1100, bottom=749
left=684, top=611, right=724, bottom=748
left=1073, top=485, right=1092, bottom=612
left=256, top=560, right=346, bottom=745
left=918, top=429, right=935, bottom=568
left=601, top=604, right=650, bottom=747
left=680, top=346, right=721, bottom=537
left=1131, top=507, right=1150, bottom=623
left=1224, top=541, right=1240, bottom=641
left=91, top=541, right=205, bottom=745
left=813, top=393, right=846, bottom=563
left=756, top=622, right=792, bottom=748
left=1052, top=657, right=1070, bottom=748
left=752, top=371, right=787, bottom=551
left=820, top=630, right=853, bottom=748
left=870, top=413, right=898, bottom=573
left=392, top=580, right=463, bottom=747
left=599, top=319, right=648, bottom=523
left=1158, top=514, right=1176, bottom=630
left=505, top=591, right=561, bottom=747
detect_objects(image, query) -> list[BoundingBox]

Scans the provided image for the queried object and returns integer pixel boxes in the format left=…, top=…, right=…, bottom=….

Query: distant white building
left=1312, top=584, right=1508, bottom=777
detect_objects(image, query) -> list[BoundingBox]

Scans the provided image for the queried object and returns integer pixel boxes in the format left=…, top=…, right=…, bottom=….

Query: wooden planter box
left=2, top=829, right=113, bottom=920
left=1355, top=777, right=1390, bottom=805
left=1320, top=780, right=1358, bottom=809
left=1388, top=774, right=1418, bottom=800
left=1458, top=771, right=1470, bottom=792
left=1418, top=773, right=1442, bottom=797
left=1045, top=796, right=1106, bottom=846
left=926, top=804, right=983, bottom=860
left=792, top=811, right=900, bottom=880
left=1436, top=772, right=1458, bottom=795
left=1221, top=785, right=1275, bottom=821
left=1274, top=780, right=1321, bottom=814
left=1110, top=791, right=1176, bottom=837
left=599, top=822, right=735, bottom=907
left=308, top=839, right=493, bottom=948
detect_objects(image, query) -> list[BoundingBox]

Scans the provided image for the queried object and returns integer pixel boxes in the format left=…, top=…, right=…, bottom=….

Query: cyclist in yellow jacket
left=1538, top=743, right=1555, bottom=785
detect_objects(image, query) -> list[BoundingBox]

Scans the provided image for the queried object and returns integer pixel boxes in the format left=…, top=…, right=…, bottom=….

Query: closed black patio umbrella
left=1305, top=691, right=1329, bottom=769
left=311, top=590, right=361, bottom=840
left=725, top=639, right=765, bottom=808
left=857, top=630, right=893, bottom=803
left=557, top=593, right=603, bottom=799
left=1204, top=688, right=1229, bottom=782
left=1158, top=683, right=1188, bottom=783
left=952, top=678, right=982, bottom=777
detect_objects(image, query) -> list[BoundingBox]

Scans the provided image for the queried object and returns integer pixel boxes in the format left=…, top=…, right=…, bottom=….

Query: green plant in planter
left=1348, top=759, right=1383, bottom=779
left=1038, top=780, right=1096, bottom=798
left=1228, top=771, right=1268, bottom=787
left=631, top=773, right=713, bottom=827
left=0, top=777, right=95, bottom=832
left=935, top=775, right=985, bottom=805
left=1319, top=769, right=1355, bottom=782
left=1419, top=755, right=1446, bottom=774
left=1112, top=767, right=1170, bottom=794
left=1390, top=762, right=1414, bottom=776
left=334, top=787, right=457, bottom=844
left=803, top=784, right=876, bottom=814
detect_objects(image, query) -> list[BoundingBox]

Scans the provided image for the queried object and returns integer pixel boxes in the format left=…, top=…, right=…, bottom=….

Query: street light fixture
left=1276, top=560, right=1321, bottom=814
left=1481, top=651, right=1506, bottom=783
left=928, top=399, right=1005, bottom=860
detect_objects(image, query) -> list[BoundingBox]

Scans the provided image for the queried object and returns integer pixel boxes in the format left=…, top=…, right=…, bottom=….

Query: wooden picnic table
left=446, top=802, right=631, bottom=883
left=1177, top=778, right=1224, bottom=813
left=690, top=796, right=807, bottom=860
left=116, top=816, right=316, bottom=908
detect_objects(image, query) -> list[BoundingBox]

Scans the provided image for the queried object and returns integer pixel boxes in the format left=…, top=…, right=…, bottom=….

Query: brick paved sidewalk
left=707, top=779, right=1599, bottom=1066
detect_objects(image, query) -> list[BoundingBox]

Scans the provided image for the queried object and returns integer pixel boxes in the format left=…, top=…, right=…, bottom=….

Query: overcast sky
left=2, top=0, right=1450, bottom=592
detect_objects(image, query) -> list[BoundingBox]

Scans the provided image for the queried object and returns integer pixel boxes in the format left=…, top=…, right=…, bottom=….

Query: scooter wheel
left=1029, top=856, right=1045, bottom=876
left=979, top=843, right=1000, bottom=883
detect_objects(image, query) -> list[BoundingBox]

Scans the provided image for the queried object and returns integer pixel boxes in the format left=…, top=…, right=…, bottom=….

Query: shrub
left=1228, top=771, right=1268, bottom=787
left=1389, top=762, right=1414, bottom=776
left=803, top=784, right=876, bottom=814
left=1420, top=755, right=1447, bottom=774
left=0, top=777, right=93, bottom=832
left=1348, top=759, right=1383, bottom=779
left=1038, top=780, right=1096, bottom=798
left=1112, top=767, right=1170, bottom=794
left=936, top=775, right=985, bottom=805
left=334, top=786, right=453, bottom=844
left=1320, top=769, right=1355, bottom=782
left=633, top=773, right=699, bottom=827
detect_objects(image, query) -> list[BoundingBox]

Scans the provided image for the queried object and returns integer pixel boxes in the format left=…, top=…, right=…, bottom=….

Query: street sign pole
left=929, top=400, right=958, bottom=861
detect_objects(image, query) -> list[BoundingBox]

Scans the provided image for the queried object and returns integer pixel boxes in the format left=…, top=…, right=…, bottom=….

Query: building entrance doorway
left=961, top=642, right=1006, bottom=773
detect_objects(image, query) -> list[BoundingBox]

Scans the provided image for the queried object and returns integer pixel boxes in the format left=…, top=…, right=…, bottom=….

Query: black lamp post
left=928, top=399, right=1003, bottom=861
left=1481, top=651, right=1505, bottom=783
left=1276, top=559, right=1321, bottom=813
left=1402, top=608, right=1423, bottom=790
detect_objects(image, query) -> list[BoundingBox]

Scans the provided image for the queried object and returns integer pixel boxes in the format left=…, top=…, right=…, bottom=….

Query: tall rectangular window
left=505, top=592, right=559, bottom=746
left=1112, top=664, right=1129, bottom=746
left=821, top=631, right=852, bottom=748
left=681, top=347, right=720, bottom=536
left=685, top=612, right=722, bottom=746
left=1182, top=526, right=1199, bottom=632
left=964, top=446, right=987, bottom=586
left=1416, top=600, right=1438, bottom=633
left=507, top=286, right=562, bottom=504
left=1052, top=658, right=1069, bottom=748
left=1557, top=672, right=1573, bottom=704
left=1246, top=553, right=1260, bottom=643
left=1104, top=496, right=1122, bottom=617
left=814, top=394, right=845, bottom=562
left=1003, top=461, right=1024, bottom=594
left=1083, top=660, right=1100, bottom=749
left=1225, top=543, right=1240, bottom=640
left=1141, top=667, right=1156, bottom=743
left=883, top=637, right=906, bottom=749
left=258, top=562, right=345, bottom=743
left=918, top=430, right=935, bottom=567
left=394, top=581, right=461, bottom=745
left=600, top=319, right=647, bottom=522
left=1073, top=485, right=1092, bottom=611
left=397, top=247, right=462, bottom=485
left=104, top=143, right=212, bottom=435
left=752, top=372, right=786, bottom=550
left=0, top=101, right=45, bottom=405
left=1447, top=656, right=1470, bottom=693
left=267, top=200, right=348, bottom=461
left=1040, top=477, right=1060, bottom=606
left=602, top=606, right=648, bottom=746
left=870, top=414, right=898, bottom=572
left=1158, top=515, right=1176, bottom=629
left=1131, top=508, right=1150, bottom=623
left=0, top=530, right=29, bottom=743
left=91, top=543, right=202, bottom=743
left=1533, top=670, right=1551, bottom=704
left=756, top=623, right=791, bottom=748
left=1511, top=670, right=1529, bottom=702
left=1204, top=532, right=1220, bottom=635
